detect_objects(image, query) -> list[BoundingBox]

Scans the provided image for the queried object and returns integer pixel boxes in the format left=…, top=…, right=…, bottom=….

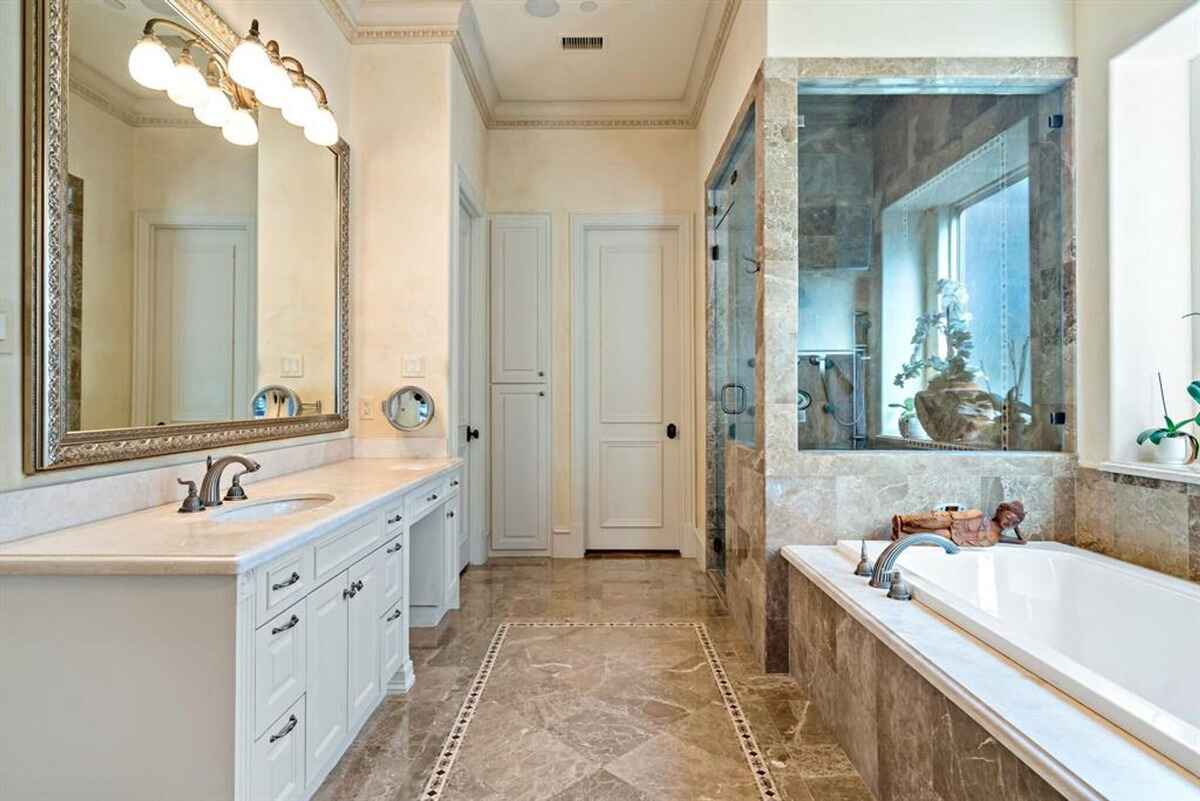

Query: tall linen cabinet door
left=490, top=384, right=549, bottom=550
left=304, top=573, right=349, bottom=790
left=490, top=214, right=550, bottom=383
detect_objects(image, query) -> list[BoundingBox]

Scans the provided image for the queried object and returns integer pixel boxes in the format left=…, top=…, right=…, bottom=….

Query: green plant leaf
left=1138, top=427, right=1163, bottom=445
left=1188, top=381, right=1200, bottom=405
left=1151, top=430, right=1168, bottom=445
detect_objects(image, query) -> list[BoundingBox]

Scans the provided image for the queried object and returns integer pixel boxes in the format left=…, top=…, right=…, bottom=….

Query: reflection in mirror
left=382, top=387, right=435, bottom=431
left=250, top=384, right=323, bottom=419
left=65, top=0, right=337, bottom=432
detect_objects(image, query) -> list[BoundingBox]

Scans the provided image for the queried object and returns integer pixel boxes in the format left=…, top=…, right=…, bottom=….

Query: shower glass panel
left=795, top=92, right=1067, bottom=452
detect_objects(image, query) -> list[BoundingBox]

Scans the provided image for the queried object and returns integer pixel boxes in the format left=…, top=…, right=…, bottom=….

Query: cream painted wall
left=451, top=57, right=488, bottom=200
left=1075, top=0, right=1195, bottom=466
left=765, top=0, right=1075, bottom=57
left=0, top=1, right=351, bottom=495
left=67, top=91, right=136, bottom=431
left=351, top=44, right=453, bottom=449
left=486, top=128, right=699, bottom=542
left=257, top=114, right=338, bottom=414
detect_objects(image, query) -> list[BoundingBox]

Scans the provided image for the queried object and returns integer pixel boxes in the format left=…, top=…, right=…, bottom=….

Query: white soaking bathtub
left=835, top=539, right=1200, bottom=780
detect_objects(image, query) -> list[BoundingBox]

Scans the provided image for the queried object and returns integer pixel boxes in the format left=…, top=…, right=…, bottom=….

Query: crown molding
left=320, top=0, right=742, bottom=130
left=68, top=59, right=203, bottom=129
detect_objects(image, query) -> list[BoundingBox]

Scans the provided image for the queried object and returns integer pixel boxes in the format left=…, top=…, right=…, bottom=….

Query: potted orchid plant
left=1136, top=373, right=1200, bottom=465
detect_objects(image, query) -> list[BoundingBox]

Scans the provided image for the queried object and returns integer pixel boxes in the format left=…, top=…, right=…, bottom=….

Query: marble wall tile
left=790, top=569, right=1066, bottom=801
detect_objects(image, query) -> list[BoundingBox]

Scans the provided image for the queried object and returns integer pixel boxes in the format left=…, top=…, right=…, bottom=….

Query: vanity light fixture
left=129, top=17, right=338, bottom=147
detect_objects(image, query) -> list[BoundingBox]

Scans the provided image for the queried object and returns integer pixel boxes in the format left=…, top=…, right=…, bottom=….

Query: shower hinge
left=1048, top=114, right=1064, bottom=130
left=1049, top=411, right=1067, bottom=425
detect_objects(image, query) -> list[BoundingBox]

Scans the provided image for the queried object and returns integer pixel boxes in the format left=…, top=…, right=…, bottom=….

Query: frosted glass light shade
left=193, top=85, right=233, bottom=127
left=227, top=35, right=269, bottom=89
left=166, top=56, right=207, bottom=108
left=128, top=34, right=174, bottom=91
left=281, top=81, right=318, bottom=127
left=255, top=60, right=291, bottom=109
left=222, top=108, right=259, bottom=146
left=303, top=105, right=338, bottom=147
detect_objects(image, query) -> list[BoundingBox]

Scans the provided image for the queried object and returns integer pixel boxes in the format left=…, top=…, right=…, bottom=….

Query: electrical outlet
left=359, top=398, right=374, bottom=419
left=402, top=355, right=425, bottom=378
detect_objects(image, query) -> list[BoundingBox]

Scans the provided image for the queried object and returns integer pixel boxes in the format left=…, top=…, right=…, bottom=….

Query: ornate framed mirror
left=22, top=0, right=350, bottom=472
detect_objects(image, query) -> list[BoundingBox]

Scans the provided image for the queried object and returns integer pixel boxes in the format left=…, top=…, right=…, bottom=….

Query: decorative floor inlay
left=420, top=621, right=781, bottom=801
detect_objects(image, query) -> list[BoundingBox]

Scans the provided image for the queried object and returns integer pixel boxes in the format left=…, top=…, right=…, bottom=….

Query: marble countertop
left=782, top=545, right=1200, bottom=801
left=0, top=458, right=462, bottom=576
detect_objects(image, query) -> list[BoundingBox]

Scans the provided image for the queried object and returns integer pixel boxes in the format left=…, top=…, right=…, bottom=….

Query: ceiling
left=469, top=0, right=715, bottom=103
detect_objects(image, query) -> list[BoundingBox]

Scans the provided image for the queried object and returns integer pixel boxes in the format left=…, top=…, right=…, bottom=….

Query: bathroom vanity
left=0, top=458, right=463, bottom=801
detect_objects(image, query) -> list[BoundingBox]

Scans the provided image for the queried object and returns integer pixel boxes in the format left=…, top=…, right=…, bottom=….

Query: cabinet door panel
left=348, top=550, right=383, bottom=732
left=491, top=215, right=550, bottom=383
left=380, top=602, right=404, bottom=687
left=491, top=385, right=549, bottom=550
left=255, top=600, right=307, bottom=738
left=305, top=574, right=349, bottom=789
left=379, top=534, right=404, bottom=618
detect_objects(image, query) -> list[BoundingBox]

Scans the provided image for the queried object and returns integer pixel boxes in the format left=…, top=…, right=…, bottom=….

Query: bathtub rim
left=830, top=540, right=1200, bottom=783
left=783, top=543, right=1200, bottom=801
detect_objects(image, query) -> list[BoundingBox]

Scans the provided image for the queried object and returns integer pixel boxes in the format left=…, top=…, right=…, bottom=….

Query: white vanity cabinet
left=0, top=460, right=462, bottom=801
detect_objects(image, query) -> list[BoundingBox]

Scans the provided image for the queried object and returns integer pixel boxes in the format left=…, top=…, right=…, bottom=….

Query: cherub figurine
left=890, top=500, right=1027, bottom=547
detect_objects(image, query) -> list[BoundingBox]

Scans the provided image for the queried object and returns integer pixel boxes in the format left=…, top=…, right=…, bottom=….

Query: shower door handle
left=721, top=383, right=748, bottom=415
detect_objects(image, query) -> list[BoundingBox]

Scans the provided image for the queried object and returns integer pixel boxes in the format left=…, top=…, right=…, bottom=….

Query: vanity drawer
left=379, top=534, right=405, bottom=616
left=380, top=602, right=405, bottom=686
left=253, top=698, right=306, bottom=801
left=255, top=600, right=307, bottom=738
left=257, top=548, right=315, bottom=625
left=382, top=500, right=406, bottom=537
left=313, top=514, right=385, bottom=583
left=408, top=478, right=450, bottom=522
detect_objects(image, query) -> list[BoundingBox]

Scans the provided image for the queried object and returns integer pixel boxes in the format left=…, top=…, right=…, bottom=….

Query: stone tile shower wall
left=735, top=58, right=1080, bottom=675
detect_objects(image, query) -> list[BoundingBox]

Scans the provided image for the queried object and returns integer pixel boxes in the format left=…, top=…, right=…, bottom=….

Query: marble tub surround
left=784, top=545, right=1200, bottom=801
left=1075, top=466, right=1200, bottom=582
left=311, top=557, right=874, bottom=801
left=0, top=457, right=460, bottom=574
left=0, top=436, right=353, bottom=546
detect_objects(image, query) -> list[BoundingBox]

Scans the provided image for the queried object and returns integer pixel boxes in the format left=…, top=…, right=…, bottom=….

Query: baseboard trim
left=386, top=659, right=415, bottom=695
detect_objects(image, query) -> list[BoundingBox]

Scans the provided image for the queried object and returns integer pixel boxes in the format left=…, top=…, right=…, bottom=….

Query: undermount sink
left=210, top=494, right=335, bottom=523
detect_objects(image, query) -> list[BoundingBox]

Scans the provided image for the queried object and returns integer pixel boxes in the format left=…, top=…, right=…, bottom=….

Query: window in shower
left=796, top=92, right=1066, bottom=452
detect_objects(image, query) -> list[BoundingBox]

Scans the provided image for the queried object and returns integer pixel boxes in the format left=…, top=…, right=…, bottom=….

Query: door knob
left=667, top=423, right=678, bottom=439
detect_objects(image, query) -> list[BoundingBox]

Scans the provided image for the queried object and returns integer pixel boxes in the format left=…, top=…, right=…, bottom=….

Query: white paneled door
left=584, top=226, right=682, bottom=550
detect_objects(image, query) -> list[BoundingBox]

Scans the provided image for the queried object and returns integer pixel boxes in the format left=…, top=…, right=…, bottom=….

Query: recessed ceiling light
left=525, top=0, right=560, bottom=18
left=580, top=1, right=598, bottom=11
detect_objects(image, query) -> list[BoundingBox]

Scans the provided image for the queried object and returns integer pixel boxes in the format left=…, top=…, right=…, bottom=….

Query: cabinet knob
left=428, top=493, right=438, bottom=502
left=450, top=480, right=459, bottom=487
left=447, top=510, right=455, bottom=519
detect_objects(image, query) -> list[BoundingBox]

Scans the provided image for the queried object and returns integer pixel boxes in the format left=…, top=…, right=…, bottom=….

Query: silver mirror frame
left=22, top=0, right=351, bottom=472
left=382, top=386, right=436, bottom=432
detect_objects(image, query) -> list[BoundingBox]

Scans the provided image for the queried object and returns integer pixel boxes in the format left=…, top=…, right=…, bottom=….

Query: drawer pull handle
left=271, top=572, right=301, bottom=591
left=343, top=586, right=357, bottom=600
left=387, top=514, right=403, bottom=525
left=447, top=510, right=455, bottom=519
left=271, top=615, right=300, bottom=635
left=353, top=579, right=364, bottom=592
left=269, top=715, right=298, bottom=743
left=450, top=480, right=459, bottom=487
left=386, top=608, right=403, bottom=623
left=387, top=543, right=403, bottom=554
left=427, top=493, right=438, bottom=502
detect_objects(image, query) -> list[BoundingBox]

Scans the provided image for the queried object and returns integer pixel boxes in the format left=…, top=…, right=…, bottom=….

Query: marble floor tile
left=311, top=557, right=871, bottom=801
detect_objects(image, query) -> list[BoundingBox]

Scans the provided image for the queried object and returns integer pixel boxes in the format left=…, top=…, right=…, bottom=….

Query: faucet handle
left=886, top=569, right=913, bottom=601
left=224, top=471, right=250, bottom=502
left=177, top=479, right=205, bottom=514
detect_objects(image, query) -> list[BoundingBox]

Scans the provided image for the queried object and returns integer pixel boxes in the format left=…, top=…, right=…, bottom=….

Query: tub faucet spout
left=869, top=533, right=960, bottom=590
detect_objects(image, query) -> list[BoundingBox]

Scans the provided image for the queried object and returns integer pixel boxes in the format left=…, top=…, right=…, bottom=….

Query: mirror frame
left=22, top=0, right=351, bottom=472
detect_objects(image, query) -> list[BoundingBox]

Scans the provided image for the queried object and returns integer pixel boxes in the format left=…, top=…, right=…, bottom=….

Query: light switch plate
left=359, top=398, right=374, bottom=419
left=401, top=355, right=425, bottom=378
left=281, top=353, right=304, bottom=378
left=0, top=300, right=13, bottom=355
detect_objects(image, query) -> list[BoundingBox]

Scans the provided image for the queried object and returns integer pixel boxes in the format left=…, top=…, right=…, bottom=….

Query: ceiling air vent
left=561, top=36, right=604, bottom=51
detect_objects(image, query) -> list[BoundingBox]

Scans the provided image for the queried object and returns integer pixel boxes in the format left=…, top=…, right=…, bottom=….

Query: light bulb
left=128, top=33, right=174, bottom=91
left=227, top=33, right=269, bottom=90
left=193, top=83, right=233, bottom=127
left=255, top=59, right=292, bottom=109
left=166, top=53, right=207, bottom=108
left=222, top=107, right=259, bottom=146
left=303, top=105, right=338, bottom=147
left=282, top=80, right=318, bottom=127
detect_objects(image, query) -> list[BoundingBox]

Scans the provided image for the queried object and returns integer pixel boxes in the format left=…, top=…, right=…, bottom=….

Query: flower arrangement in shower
left=893, top=279, right=977, bottom=389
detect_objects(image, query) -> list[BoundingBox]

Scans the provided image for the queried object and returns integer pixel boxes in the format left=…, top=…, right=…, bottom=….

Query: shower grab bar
left=721, top=383, right=749, bottom=415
